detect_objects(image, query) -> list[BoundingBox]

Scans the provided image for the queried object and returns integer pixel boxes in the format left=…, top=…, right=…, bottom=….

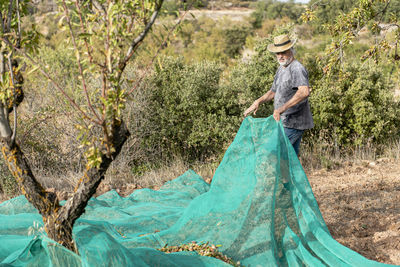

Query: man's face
left=276, top=49, right=293, bottom=67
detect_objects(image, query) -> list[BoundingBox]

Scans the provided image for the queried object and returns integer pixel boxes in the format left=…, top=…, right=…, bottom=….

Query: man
left=243, top=34, right=313, bottom=156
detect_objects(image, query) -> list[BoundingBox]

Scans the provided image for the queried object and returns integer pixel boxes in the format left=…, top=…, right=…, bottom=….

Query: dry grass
left=300, top=138, right=400, bottom=172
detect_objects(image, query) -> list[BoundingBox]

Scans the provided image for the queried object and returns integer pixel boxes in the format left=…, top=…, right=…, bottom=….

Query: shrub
left=227, top=37, right=277, bottom=117
left=249, top=0, right=305, bottom=29
left=137, top=57, right=242, bottom=162
left=308, top=62, right=400, bottom=147
left=223, top=25, right=251, bottom=58
left=20, top=45, right=83, bottom=175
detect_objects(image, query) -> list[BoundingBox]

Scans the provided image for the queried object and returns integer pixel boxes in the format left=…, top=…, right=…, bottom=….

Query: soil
left=307, top=158, right=400, bottom=265
left=1, top=158, right=399, bottom=265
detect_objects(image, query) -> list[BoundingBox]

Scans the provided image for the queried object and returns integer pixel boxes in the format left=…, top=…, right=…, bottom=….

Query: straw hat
left=267, top=34, right=296, bottom=53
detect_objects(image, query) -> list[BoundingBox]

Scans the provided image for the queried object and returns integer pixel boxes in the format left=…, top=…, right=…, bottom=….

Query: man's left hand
left=273, top=109, right=281, bottom=121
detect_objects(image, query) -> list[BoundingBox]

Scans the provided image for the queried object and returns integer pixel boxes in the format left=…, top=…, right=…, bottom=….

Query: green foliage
left=307, top=0, right=357, bottom=26
left=160, top=0, right=180, bottom=17
left=222, top=25, right=251, bottom=58
left=49, top=0, right=164, bottom=169
left=249, top=0, right=305, bottom=29
left=309, top=62, right=400, bottom=147
left=228, top=37, right=277, bottom=117
left=139, top=57, right=242, bottom=161
left=138, top=15, right=254, bottom=64
left=308, top=0, right=400, bottom=25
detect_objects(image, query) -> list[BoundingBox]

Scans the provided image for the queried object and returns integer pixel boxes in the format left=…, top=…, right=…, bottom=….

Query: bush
left=20, top=45, right=84, bottom=175
left=223, top=25, right=251, bottom=58
left=227, top=37, right=277, bottom=117
left=249, top=0, right=305, bottom=29
left=308, top=62, right=400, bottom=147
left=137, top=57, right=242, bottom=162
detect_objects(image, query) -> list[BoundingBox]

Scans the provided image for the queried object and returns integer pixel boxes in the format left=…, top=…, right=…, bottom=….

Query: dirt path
left=184, top=8, right=253, bottom=21
left=307, top=158, right=400, bottom=265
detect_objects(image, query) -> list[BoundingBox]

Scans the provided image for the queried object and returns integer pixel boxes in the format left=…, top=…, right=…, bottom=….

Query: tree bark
left=56, top=120, right=130, bottom=247
left=1, top=141, right=59, bottom=216
left=0, top=119, right=130, bottom=253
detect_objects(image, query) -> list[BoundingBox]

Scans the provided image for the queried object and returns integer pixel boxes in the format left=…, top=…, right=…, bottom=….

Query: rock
left=368, top=161, right=376, bottom=167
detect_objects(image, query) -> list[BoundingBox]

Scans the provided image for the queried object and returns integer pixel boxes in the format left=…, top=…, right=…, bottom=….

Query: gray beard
left=279, top=57, right=294, bottom=67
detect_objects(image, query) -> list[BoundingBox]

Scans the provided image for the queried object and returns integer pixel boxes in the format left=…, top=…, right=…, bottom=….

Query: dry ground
left=307, top=158, right=400, bottom=265
left=1, top=158, right=399, bottom=265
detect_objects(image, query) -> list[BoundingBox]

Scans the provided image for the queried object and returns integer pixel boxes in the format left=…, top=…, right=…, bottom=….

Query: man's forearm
left=276, top=86, right=310, bottom=114
left=256, top=90, right=275, bottom=105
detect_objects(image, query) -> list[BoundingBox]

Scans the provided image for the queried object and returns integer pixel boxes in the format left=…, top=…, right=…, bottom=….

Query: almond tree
left=302, top=0, right=399, bottom=74
left=0, top=0, right=164, bottom=252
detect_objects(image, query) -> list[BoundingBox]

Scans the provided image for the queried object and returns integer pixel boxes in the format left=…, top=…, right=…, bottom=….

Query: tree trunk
left=0, top=119, right=130, bottom=252
left=1, top=141, right=59, bottom=217
left=44, top=214, right=76, bottom=252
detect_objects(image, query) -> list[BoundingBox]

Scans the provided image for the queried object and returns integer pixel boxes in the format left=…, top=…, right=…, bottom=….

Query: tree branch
left=6, top=0, right=13, bottom=32
left=16, top=0, right=21, bottom=48
left=61, top=0, right=102, bottom=123
left=1, top=139, right=59, bottom=217
left=92, top=0, right=106, bottom=15
left=118, top=0, right=164, bottom=74
left=59, top=119, right=130, bottom=226
left=0, top=36, right=100, bottom=125
left=128, top=6, right=192, bottom=95
left=0, top=10, right=5, bottom=33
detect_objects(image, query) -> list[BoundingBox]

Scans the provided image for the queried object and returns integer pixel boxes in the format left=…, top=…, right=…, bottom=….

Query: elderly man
left=243, top=34, right=313, bottom=156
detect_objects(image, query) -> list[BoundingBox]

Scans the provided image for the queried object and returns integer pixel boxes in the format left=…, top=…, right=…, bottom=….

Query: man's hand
left=273, top=108, right=282, bottom=121
left=244, top=101, right=259, bottom=117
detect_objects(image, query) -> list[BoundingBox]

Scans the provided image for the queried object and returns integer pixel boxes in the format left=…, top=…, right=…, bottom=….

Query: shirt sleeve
left=291, top=64, right=309, bottom=88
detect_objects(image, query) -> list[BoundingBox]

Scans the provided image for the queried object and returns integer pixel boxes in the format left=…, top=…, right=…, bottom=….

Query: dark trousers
left=283, top=127, right=304, bottom=156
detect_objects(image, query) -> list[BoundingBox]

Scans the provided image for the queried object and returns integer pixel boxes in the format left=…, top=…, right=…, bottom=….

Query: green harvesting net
left=0, top=116, right=395, bottom=266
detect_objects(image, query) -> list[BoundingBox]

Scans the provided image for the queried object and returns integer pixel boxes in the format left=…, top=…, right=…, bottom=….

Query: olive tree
left=0, top=0, right=164, bottom=252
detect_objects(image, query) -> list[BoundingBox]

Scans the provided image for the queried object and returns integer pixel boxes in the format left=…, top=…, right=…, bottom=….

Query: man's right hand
left=244, top=101, right=259, bottom=117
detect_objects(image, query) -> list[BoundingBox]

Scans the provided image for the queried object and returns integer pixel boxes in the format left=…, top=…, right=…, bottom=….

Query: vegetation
left=0, top=0, right=164, bottom=252
left=1, top=0, right=400, bottom=254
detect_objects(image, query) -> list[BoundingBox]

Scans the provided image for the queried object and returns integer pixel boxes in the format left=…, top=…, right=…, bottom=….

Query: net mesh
left=0, top=116, right=394, bottom=266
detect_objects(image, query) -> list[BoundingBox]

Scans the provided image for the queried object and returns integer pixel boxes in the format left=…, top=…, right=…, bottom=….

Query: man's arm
left=244, top=90, right=275, bottom=117
left=273, top=85, right=310, bottom=121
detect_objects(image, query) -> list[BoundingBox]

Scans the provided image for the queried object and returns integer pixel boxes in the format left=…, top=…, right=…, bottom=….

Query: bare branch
left=16, top=0, right=21, bottom=48
left=1, top=36, right=100, bottom=125
left=128, top=7, right=192, bottom=95
left=61, top=0, right=102, bottom=123
left=0, top=10, right=5, bottom=33
left=92, top=0, right=106, bottom=15
left=119, top=0, right=164, bottom=73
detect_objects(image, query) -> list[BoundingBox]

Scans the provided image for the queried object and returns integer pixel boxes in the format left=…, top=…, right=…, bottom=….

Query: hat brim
left=267, top=39, right=296, bottom=53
